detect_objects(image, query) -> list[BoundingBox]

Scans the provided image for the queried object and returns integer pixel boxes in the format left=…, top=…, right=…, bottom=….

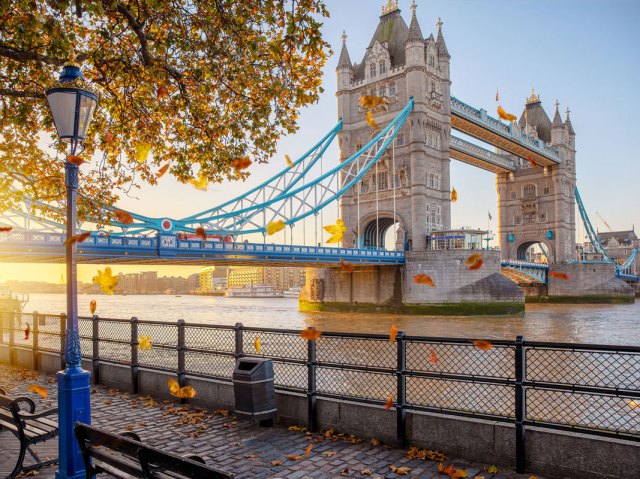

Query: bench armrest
left=13, top=396, right=36, bottom=413
left=19, top=407, right=58, bottom=420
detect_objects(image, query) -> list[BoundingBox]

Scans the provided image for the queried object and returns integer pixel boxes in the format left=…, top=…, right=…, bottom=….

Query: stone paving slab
left=0, top=364, right=542, bottom=479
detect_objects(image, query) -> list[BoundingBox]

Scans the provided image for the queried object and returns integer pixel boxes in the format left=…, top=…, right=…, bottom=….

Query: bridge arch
left=514, top=239, right=555, bottom=264
left=358, top=211, right=408, bottom=251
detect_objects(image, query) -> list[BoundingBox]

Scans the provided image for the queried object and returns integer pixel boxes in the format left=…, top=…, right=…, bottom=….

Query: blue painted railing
left=501, top=260, right=548, bottom=284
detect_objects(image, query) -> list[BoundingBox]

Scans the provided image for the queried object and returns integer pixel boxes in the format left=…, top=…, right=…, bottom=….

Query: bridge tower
left=337, top=0, right=452, bottom=251
left=496, top=91, right=577, bottom=263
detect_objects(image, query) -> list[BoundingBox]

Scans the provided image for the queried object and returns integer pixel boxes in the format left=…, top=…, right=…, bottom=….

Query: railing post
left=396, top=330, right=407, bottom=448
left=33, top=311, right=40, bottom=371
left=92, top=315, right=100, bottom=385
left=307, top=328, right=318, bottom=432
left=234, top=322, right=244, bottom=360
left=177, top=320, right=186, bottom=403
left=59, top=313, right=67, bottom=369
left=8, top=312, right=15, bottom=365
left=131, top=317, right=139, bottom=394
left=515, top=335, right=526, bottom=473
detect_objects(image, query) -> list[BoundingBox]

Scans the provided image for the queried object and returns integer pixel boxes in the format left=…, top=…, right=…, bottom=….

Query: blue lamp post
left=45, top=53, right=98, bottom=479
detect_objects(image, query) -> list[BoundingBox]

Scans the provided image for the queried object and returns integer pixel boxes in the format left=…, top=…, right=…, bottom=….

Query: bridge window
left=389, top=82, right=396, bottom=96
left=379, top=59, right=386, bottom=75
left=524, top=212, right=537, bottom=224
left=428, top=55, right=435, bottom=67
left=369, top=62, right=376, bottom=77
left=379, top=84, right=387, bottom=97
left=523, top=184, right=536, bottom=199
left=427, top=172, right=440, bottom=189
left=544, top=186, right=551, bottom=195
left=510, top=191, right=517, bottom=200
left=373, top=171, right=388, bottom=191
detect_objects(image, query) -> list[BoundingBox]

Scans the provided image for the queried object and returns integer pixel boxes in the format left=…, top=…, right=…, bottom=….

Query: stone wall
left=547, top=263, right=634, bottom=302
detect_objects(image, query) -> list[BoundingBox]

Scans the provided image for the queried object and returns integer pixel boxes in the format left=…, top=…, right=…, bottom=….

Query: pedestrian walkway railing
left=1, top=311, right=639, bottom=473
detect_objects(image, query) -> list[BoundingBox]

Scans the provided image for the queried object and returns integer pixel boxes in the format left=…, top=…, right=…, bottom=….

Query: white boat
left=225, top=284, right=284, bottom=298
left=282, top=287, right=301, bottom=298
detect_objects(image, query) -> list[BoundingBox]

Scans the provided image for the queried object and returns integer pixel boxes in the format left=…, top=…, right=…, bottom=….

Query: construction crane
left=595, top=212, right=612, bottom=232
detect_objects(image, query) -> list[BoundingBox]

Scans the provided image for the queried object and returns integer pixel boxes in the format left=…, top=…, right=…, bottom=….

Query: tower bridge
left=0, top=0, right=636, bottom=311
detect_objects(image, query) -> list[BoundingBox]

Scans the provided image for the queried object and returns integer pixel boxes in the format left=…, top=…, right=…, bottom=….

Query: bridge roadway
left=0, top=231, right=405, bottom=266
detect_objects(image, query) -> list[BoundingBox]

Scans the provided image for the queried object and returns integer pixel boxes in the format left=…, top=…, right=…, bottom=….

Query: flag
left=488, top=211, right=493, bottom=221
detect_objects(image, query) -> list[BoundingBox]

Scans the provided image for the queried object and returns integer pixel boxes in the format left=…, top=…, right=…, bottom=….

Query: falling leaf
left=157, top=163, right=170, bottom=178
left=365, top=110, right=379, bottom=129
left=429, top=351, right=439, bottom=365
left=389, top=466, right=411, bottom=475
left=189, top=174, right=208, bottom=191
left=266, top=219, right=286, bottom=236
left=157, top=85, right=169, bottom=99
left=497, top=105, right=517, bottom=122
left=285, top=154, right=293, bottom=167
left=0, top=226, right=13, bottom=232
left=385, top=394, right=393, bottom=411
left=167, top=376, right=196, bottom=398
left=496, top=89, right=499, bottom=102
left=340, top=259, right=354, bottom=273
left=90, top=300, right=97, bottom=315
left=27, top=385, right=48, bottom=398
left=254, top=336, right=261, bottom=354
left=322, top=450, right=337, bottom=457
left=526, top=155, right=542, bottom=174
left=323, top=219, right=347, bottom=244
left=231, top=157, right=252, bottom=171
left=67, top=155, right=86, bottom=166
left=359, top=95, right=386, bottom=109
left=550, top=271, right=570, bottom=280
left=451, top=187, right=457, bottom=203
left=468, top=258, right=484, bottom=271
left=138, top=336, right=153, bottom=350
left=270, top=460, right=283, bottom=466
left=473, top=339, right=493, bottom=351
left=465, top=253, right=482, bottom=265
left=195, top=227, right=207, bottom=242
left=135, top=142, right=152, bottom=163
left=168, top=377, right=180, bottom=394
left=389, top=324, right=398, bottom=344
left=414, top=273, right=436, bottom=288
left=92, top=267, right=119, bottom=295
left=300, top=328, right=321, bottom=341
left=24, top=323, right=30, bottom=340
left=628, top=400, right=640, bottom=409
left=64, top=231, right=91, bottom=246
left=484, top=465, right=499, bottom=474
left=114, top=210, right=134, bottom=225
left=104, top=131, right=115, bottom=145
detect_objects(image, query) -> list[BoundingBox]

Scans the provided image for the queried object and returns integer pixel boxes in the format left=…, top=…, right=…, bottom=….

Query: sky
left=2, top=0, right=640, bottom=283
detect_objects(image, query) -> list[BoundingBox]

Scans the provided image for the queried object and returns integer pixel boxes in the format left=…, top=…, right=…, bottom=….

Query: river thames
left=18, top=293, right=640, bottom=345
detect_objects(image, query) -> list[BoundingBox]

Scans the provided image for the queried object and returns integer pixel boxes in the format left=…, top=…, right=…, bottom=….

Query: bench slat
left=89, top=446, right=146, bottom=478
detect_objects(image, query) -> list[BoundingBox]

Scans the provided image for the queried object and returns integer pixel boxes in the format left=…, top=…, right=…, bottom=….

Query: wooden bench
left=0, top=386, right=59, bottom=478
left=74, top=422, right=234, bottom=478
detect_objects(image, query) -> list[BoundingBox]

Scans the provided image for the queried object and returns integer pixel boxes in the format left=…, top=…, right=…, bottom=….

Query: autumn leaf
left=550, top=271, right=570, bottom=280
left=497, top=105, right=517, bottom=122
left=385, top=394, right=393, bottom=411
left=138, top=336, right=153, bottom=350
left=453, top=469, right=468, bottom=478
left=286, top=444, right=312, bottom=461
left=0, top=227, right=13, bottom=232
left=300, top=327, right=321, bottom=341
left=135, top=142, right=152, bottom=163
left=24, top=323, right=30, bottom=340
left=465, top=253, right=481, bottom=265
left=365, top=110, right=379, bottom=129
left=389, top=324, right=398, bottom=344
left=231, top=157, right=252, bottom=171
left=438, top=463, right=454, bottom=477
left=389, top=465, right=411, bottom=475
left=370, top=438, right=381, bottom=446
left=104, top=131, right=115, bottom=145
left=414, top=273, right=436, bottom=288
left=451, top=187, right=457, bottom=203
left=360, top=469, right=372, bottom=475
left=157, top=85, right=169, bottom=99
left=285, top=154, right=293, bottom=167
left=484, top=465, right=499, bottom=474
left=64, top=231, right=91, bottom=246
left=189, top=174, right=208, bottom=191
left=157, top=164, right=170, bottom=178
left=114, top=210, right=134, bottom=225
left=323, top=218, right=346, bottom=243
left=322, top=450, right=337, bottom=457
left=254, top=336, right=261, bottom=354
left=90, top=299, right=97, bottom=315
left=340, top=258, right=355, bottom=273
left=266, top=219, right=286, bottom=236
left=195, top=227, right=207, bottom=242
left=473, top=339, right=493, bottom=351
left=27, top=385, right=47, bottom=398
left=496, top=89, right=499, bottom=102
left=527, top=155, right=542, bottom=173
left=67, top=155, right=86, bottom=166
left=167, top=376, right=196, bottom=398
left=359, top=95, right=386, bottom=109
left=468, top=258, right=483, bottom=270
left=405, top=446, right=446, bottom=462
left=302, top=444, right=312, bottom=458
left=429, top=351, right=439, bottom=365
left=92, top=267, right=119, bottom=295
left=270, top=460, right=283, bottom=466
left=243, top=454, right=259, bottom=459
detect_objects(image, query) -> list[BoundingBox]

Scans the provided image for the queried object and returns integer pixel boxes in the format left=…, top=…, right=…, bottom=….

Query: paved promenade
left=0, top=365, right=541, bottom=479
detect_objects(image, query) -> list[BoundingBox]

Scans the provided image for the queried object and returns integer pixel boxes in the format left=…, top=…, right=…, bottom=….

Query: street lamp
left=45, top=52, right=98, bottom=479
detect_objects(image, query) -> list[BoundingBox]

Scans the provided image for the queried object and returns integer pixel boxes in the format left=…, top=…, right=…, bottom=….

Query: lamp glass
left=77, top=93, right=97, bottom=139
left=46, top=90, right=77, bottom=141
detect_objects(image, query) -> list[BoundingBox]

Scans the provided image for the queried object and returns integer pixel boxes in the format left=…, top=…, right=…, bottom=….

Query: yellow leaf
left=167, top=377, right=196, bottom=398
left=89, top=299, right=97, bottom=315
left=168, top=377, right=180, bottom=394
left=323, top=219, right=346, bottom=244
left=254, top=336, right=261, bottom=354
left=27, top=385, right=48, bottom=398
left=365, top=110, right=379, bottom=129
left=266, top=220, right=286, bottom=236
left=92, top=267, right=119, bottom=295
left=138, top=336, right=153, bottom=350
left=484, top=465, right=499, bottom=474
left=135, top=142, right=152, bottom=163
left=451, top=187, right=457, bottom=203
left=360, top=469, right=372, bottom=475
left=497, top=105, right=517, bottom=122
left=389, top=465, right=411, bottom=475
left=285, top=154, right=293, bottom=167
left=359, top=95, right=386, bottom=109
left=189, top=174, right=208, bottom=191
left=321, top=450, right=337, bottom=457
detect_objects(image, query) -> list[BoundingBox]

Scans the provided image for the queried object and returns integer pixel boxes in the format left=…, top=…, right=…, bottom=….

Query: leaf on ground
left=270, top=460, right=283, bottom=466
left=288, top=425, right=307, bottom=432
left=321, top=450, right=337, bottom=457
left=102, top=399, right=112, bottom=405
left=243, top=454, right=259, bottom=459
left=370, top=438, right=381, bottom=446
left=484, top=465, right=499, bottom=474
left=473, top=339, right=493, bottom=351
left=360, top=469, right=372, bottom=475
left=389, top=465, right=411, bottom=475
left=406, top=447, right=446, bottom=462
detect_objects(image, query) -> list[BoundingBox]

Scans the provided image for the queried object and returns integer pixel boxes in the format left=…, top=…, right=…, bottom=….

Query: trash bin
left=233, top=358, right=276, bottom=426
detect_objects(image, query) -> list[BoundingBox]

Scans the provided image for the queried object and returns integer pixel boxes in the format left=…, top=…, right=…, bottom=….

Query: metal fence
left=1, top=311, right=639, bottom=473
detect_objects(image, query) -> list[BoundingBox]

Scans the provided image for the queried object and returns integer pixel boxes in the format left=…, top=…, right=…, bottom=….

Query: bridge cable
left=392, top=138, right=397, bottom=250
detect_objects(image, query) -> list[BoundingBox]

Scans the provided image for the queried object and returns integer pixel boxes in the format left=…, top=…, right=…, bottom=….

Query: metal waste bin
left=233, top=358, right=276, bottom=425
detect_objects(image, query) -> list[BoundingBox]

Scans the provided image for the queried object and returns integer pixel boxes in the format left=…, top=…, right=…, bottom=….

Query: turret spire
left=552, top=99, right=563, bottom=128
left=406, top=0, right=424, bottom=43
left=565, top=107, right=575, bottom=134
left=435, top=17, right=449, bottom=58
left=337, top=30, right=352, bottom=69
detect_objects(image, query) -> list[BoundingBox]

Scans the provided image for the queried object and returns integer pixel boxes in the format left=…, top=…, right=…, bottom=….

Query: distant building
left=430, top=229, right=487, bottom=250
left=227, top=266, right=305, bottom=292
left=138, top=271, right=158, bottom=293
left=187, top=273, right=200, bottom=292
left=199, top=266, right=228, bottom=292
left=580, top=228, right=639, bottom=275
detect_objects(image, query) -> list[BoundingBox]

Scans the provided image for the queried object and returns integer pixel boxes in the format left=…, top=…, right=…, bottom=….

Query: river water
left=19, top=293, right=640, bottom=346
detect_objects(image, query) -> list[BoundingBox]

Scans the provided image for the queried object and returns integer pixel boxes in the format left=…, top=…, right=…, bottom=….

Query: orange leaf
left=90, top=299, right=97, bottom=315
left=157, top=163, right=170, bottom=178
left=28, top=385, right=48, bottom=398
left=0, top=226, right=13, bottom=232
left=359, top=95, right=386, bottom=109
left=114, top=210, right=134, bottom=225
left=67, top=155, right=86, bottom=166
left=453, top=469, right=468, bottom=478
left=414, top=273, right=436, bottom=288
left=385, top=394, right=393, bottom=411
left=302, top=444, right=312, bottom=458
left=286, top=454, right=303, bottom=461
left=64, top=231, right=91, bottom=246
left=285, top=154, right=293, bottom=167
left=340, top=259, right=354, bottom=273
left=231, top=157, right=252, bottom=171
left=550, top=271, right=569, bottom=280
left=168, top=377, right=180, bottom=394
left=438, top=463, right=454, bottom=477
left=24, top=323, right=30, bottom=340
left=157, top=85, right=169, bottom=99
left=189, top=175, right=208, bottom=191
left=468, top=258, right=483, bottom=270
left=365, top=110, right=379, bottom=129
left=389, top=324, right=398, bottom=344
left=389, top=465, right=411, bottom=475
left=172, top=386, right=197, bottom=399
left=473, top=339, right=493, bottom=351
left=300, top=328, right=321, bottom=341
left=429, top=351, right=439, bottom=365
left=526, top=155, right=542, bottom=174
left=270, top=460, right=283, bottom=466
left=465, top=253, right=482, bottom=265
left=451, top=187, right=457, bottom=203
left=496, top=89, right=499, bottom=102
left=195, top=227, right=207, bottom=242
left=104, top=131, right=115, bottom=145
left=497, top=105, right=517, bottom=122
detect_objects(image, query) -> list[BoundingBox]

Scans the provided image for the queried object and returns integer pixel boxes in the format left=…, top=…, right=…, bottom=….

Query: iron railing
left=1, top=311, right=639, bottom=473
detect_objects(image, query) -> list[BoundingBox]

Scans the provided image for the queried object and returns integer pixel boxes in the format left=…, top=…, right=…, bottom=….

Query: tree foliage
left=0, top=0, right=330, bottom=223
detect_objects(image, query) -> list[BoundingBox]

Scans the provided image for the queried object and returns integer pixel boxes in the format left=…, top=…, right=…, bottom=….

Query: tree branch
left=0, top=89, right=45, bottom=99
left=114, top=1, right=152, bottom=66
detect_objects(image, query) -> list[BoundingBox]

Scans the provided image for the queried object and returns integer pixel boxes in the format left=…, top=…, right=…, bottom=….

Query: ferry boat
left=0, top=289, right=28, bottom=312
left=225, top=284, right=283, bottom=298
